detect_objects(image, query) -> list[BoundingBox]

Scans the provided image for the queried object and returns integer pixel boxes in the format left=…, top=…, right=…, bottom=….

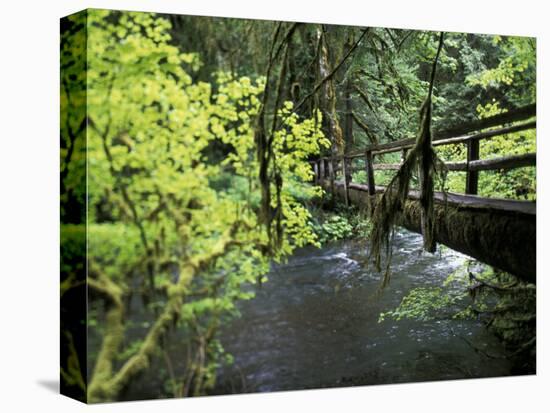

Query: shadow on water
left=37, top=379, right=59, bottom=394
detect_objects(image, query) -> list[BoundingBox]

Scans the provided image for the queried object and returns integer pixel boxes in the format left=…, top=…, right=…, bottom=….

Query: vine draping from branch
left=368, top=32, right=447, bottom=288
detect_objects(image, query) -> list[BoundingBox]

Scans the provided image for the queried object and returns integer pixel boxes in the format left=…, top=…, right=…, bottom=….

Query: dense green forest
left=61, top=9, right=535, bottom=402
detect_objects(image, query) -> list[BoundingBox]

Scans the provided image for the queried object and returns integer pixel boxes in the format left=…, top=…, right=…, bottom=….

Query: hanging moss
left=368, top=33, right=447, bottom=287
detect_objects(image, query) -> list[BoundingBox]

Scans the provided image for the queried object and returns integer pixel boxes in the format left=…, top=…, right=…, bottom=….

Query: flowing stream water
left=113, top=229, right=518, bottom=401
left=213, top=229, right=514, bottom=394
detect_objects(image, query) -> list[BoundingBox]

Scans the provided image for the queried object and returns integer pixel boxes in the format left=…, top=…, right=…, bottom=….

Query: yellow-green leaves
left=467, top=36, right=535, bottom=95
left=68, top=10, right=330, bottom=397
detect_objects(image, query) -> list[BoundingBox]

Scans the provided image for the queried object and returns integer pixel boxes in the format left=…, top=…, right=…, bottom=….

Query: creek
left=214, top=229, right=513, bottom=393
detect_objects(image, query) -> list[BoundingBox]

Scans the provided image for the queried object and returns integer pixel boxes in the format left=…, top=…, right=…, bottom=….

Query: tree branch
left=351, top=111, right=377, bottom=144
left=292, top=28, right=370, bottom=114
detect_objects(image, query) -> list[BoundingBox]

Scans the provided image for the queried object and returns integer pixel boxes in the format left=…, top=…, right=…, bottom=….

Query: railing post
left=364, top=150, right=376, bottom=215
left=342, top=156, right=351, bottom=206
left=466, top=139, right=479, bottom=195
left=329, top=156, right=335, bottom=200
left=319, top=158, right=325, bottom=186
left=345, top=157, right=353, bottom=184
left=365, top=150, right=376, bottom=196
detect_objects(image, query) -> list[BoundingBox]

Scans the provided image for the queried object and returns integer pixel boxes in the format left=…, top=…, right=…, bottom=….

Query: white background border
left=0, top=0, right=547, bottom=411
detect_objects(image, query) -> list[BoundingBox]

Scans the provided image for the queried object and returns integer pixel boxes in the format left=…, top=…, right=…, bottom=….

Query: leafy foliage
left=315, top=214, right=353, bottom=243
left=379, top=262, right=536, bottom=366
left=61, top=10, right=328, bottom=402
left=61, top=9, right=536, bottom=400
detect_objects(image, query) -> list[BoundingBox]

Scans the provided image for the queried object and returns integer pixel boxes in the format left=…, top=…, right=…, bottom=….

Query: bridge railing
left=311, top=103, right=536, bottom=204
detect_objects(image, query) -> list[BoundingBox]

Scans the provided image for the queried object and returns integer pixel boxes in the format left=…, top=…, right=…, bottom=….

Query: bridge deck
left=313, top=105, right=536, bottom=283
left=345, top=182, right=536, bottom=215
left=322, top=180, right=536, bottom=283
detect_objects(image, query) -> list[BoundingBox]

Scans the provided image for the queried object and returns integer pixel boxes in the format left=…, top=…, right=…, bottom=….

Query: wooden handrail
left=345, top=119, right=536, bottom=158
left=436, top=103, right=535, bottom=139
left=345, top=152, right=536, bottom=173
left=315, top=104, right=534, bottom=159
left=310, top=103, right=536, bottom=198
left=447, top=152, right=536, bottom=172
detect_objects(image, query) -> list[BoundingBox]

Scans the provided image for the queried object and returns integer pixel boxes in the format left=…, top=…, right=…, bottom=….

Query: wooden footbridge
left=311, top=105, right=536, bottom=283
